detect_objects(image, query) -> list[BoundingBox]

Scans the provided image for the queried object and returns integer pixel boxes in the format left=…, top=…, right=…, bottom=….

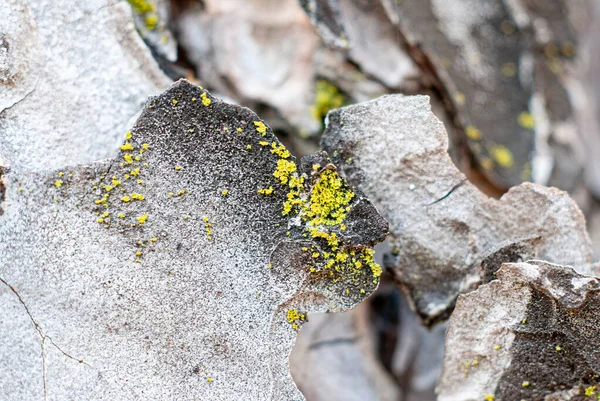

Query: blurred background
left=130, top=0, right=600, bottom=399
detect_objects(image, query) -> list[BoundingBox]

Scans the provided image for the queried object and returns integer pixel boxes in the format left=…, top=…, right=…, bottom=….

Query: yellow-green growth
left=258, top=186, right=274, bottom=195
left=286, top=309, right=306, bottom=330
left=489, top=144, right=514, bottom=168
left=311, top=80, right=345, bottom=121
left=518, top=111, right=535, bottom=130
left=201, top=92, right=211, bottom=107
left=465, top=125, right=481, bottom=141
left=273, top=159, right=297, bottom=185
left=303, top=169, right=354, bottom=227
left=254, top=121, right=267, bottom=136
left=127, top=0, right=154, bottom=14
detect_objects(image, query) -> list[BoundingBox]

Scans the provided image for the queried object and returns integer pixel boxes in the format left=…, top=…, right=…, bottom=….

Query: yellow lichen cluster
left=311, top=80, right=345, bottom=122
left=286, top=309, right=306, bottom=330
left=250, top=124, right=382, bottom=298
left=203, top=216, right=213, bottom=240
left=465, top=125, right=482, bottom=141
left=303, top=169, right=354, bottom=227
left=518, top=111, right=535, bottom=130
left=127, top=0, right=159, bottom=31
left=273, top=159, right=297, bottom=185
left=489, top=144, right=514, bottom=168
left=258, top=186, right=274, bottom=195
left=270, top=142, right=291, bottom=159
left=201, top=92, right=211, bottom=107
left=91, top=130, right=155, bottom=259
left=254, top=121, right=267, bottom=136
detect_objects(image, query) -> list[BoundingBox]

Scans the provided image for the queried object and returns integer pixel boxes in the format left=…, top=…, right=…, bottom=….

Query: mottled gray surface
left=321, top=95, right=594, bottom=324
left=127, top=0, right=178, bottom=62
left=177, top=0, right=322, bottom=136
left=298, top=0, right=348, bottom=48
left=0, top=80, right=387, bottom=400
left=439, top=260, right=600, bottom=400
left=0, top=0, right=171, bottom=173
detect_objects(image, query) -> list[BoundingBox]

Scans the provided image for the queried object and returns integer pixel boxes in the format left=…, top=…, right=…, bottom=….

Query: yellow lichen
left=144, top=13, right=158, bottom=30
left=465, top=125, right=482, bottom=141
left=201, top=92, right=211, bottom=107
left=124, top=154, right=134, bottom=164
left=125, top=131, right=132, bottom=140
left=259, top=141, right=270, bottom=146
left=303, top=169, right=354, bottom=227
left=131, top=193, right=145, bottom=201
left=254, top=121, right=267, bottom=136
left=54, top=180, right=63, bottom=188
left=258, top=186, right=274, bottom=195
left=122, top=196, right=131, bottom=203
left=489, top=144, right=514, bottom=168
left=286, top=309, right=306, bottom=330
left=273, top=159, right=297, bottom=185
left=522, top=381, right=530, bottom=388
left=175, top=165, right=182, bottom=171
left=585, top=386, right=595, bottom=396
left=221, top=189, right=229, bottom=196
left=120, top=143, right=134, bottom=151
left=484, top=396, right=494, bottom=401
left=236, top=128, right=243, bottom=133
left=127, top=0, right=154, bottom=14
left=137, top=214, right=148, bottom=224
left=311, top=80, right=344, bottom=122
left=518, top=111, right=535, bottom=130
left=270, top=144, right=290, bottom=159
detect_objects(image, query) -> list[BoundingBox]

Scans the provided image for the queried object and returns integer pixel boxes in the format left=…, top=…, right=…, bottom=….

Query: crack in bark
left=0, top=276, right=91, bottom=400
left=308, top=336, right=359, bottom=350
left=425, top=179, right=467, bottom=206
left=0, top=86, right=36, bottom=116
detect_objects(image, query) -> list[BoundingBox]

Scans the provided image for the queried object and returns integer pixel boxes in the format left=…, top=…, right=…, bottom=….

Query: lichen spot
left=254, top=121, right=267, bottom=136
left=137, top=214, right=148, bottom=224
left=120, top=142, right=134, bottom=151
left=465, top=125, right=482, bottom=141
left=305, top=169, right=354, bottom=226
left=258, top=186, right=274, bottom=195
left=484, top=396, right=494, bottom=401
left=273, top=159, right=297, bottom=185
left=175, top=165, right=182, bottom=171
left=221, top=189, right=229, bottom=196
left=125, top=131, right=132, bottom=140
left=521, top=381, right=530, bottom=388
left=54, top=180, right=63, bottom=188
left=172, top=99, right=178, bottom=105
left=489, top=144, right=514, bottom=168
left=518, top=111, right=535, bottom=130
left=200, top=92, right=211, bottom=107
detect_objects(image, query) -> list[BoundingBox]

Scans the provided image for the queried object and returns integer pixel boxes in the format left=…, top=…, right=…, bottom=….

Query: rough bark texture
left=439, top=260, right=600, bottom=400
left=321, top=94, right=595, bottom=324
left=0, top=80, right=388, bottom=400
left=0, top=0, right=170, bottom=173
